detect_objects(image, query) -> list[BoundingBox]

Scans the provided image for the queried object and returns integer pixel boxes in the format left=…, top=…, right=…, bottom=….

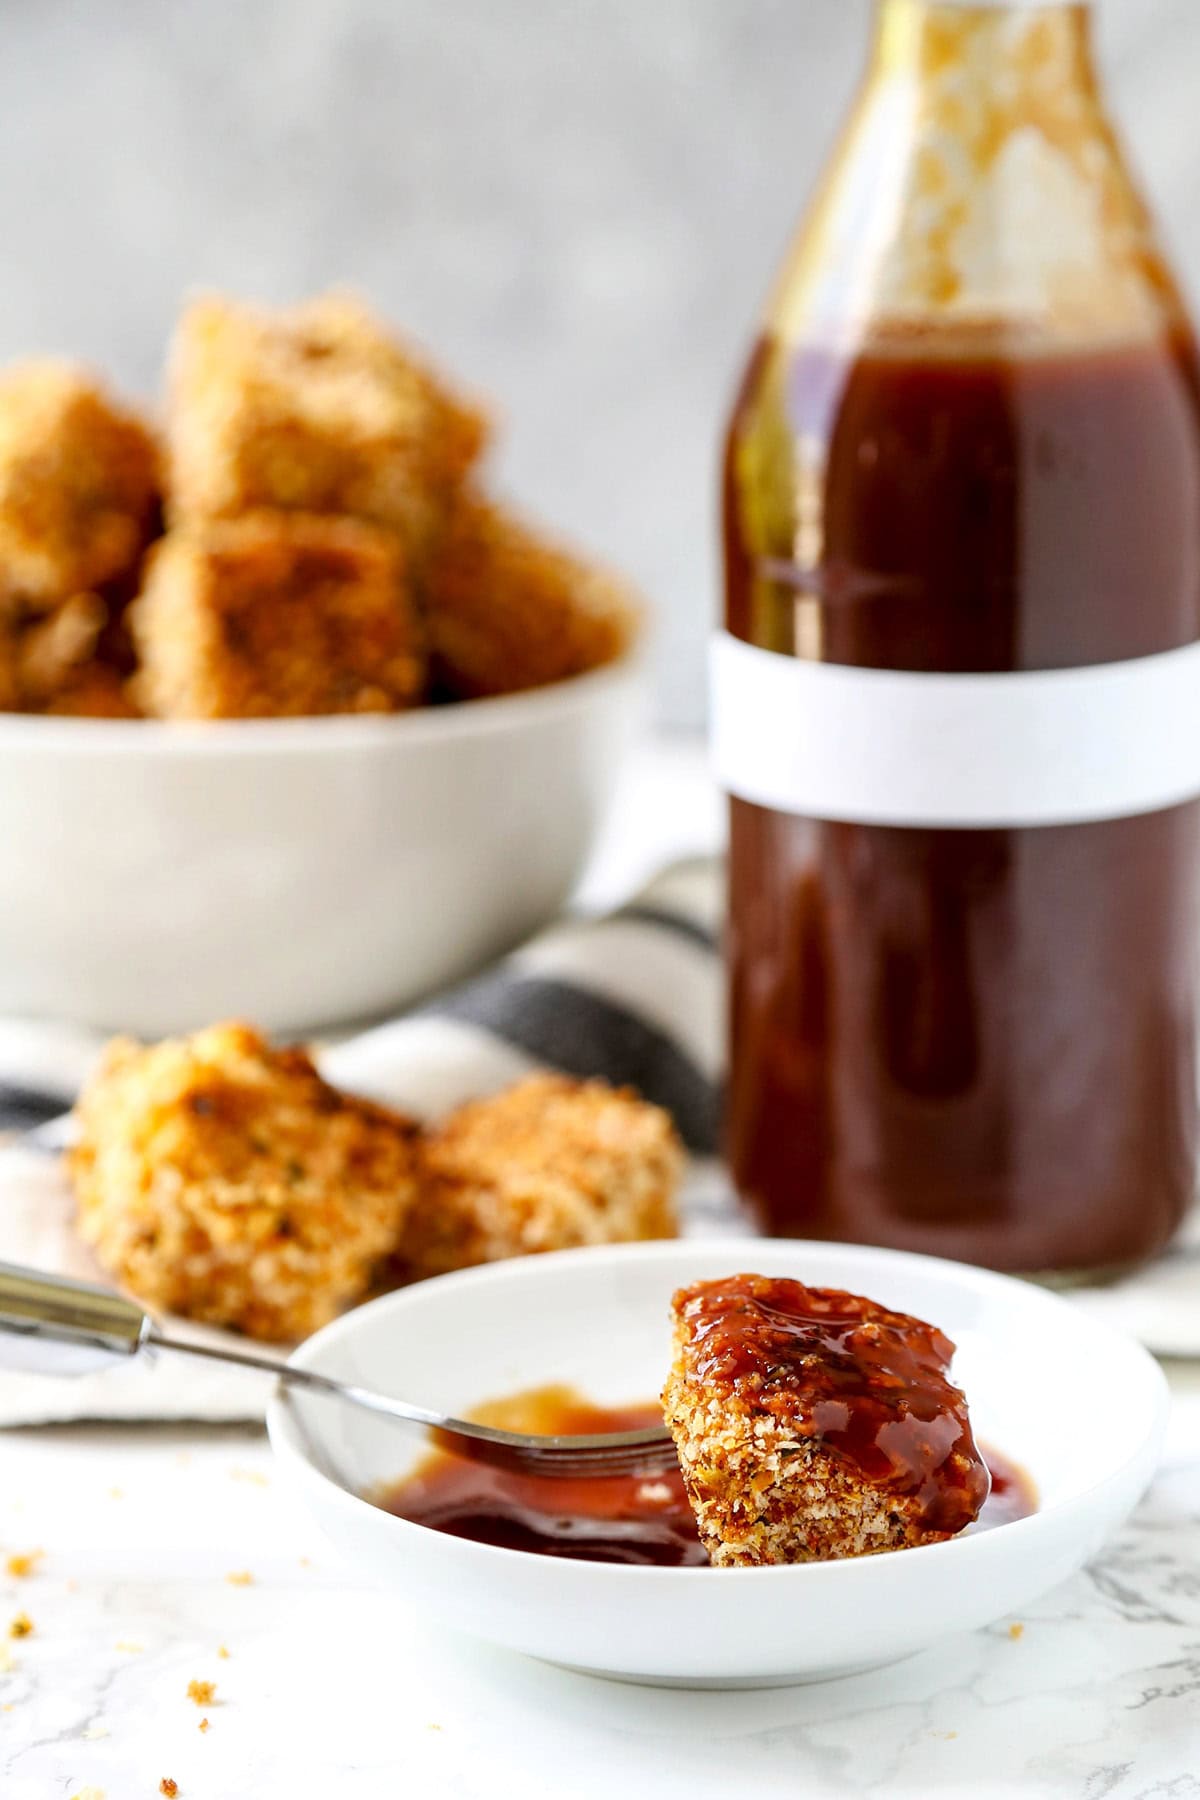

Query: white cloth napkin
left=0, top=853, right=1195, bottom=1427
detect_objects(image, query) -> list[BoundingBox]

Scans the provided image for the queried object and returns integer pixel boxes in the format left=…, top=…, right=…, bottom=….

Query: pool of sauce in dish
left=374, top=1385, right=1035, bottom=1565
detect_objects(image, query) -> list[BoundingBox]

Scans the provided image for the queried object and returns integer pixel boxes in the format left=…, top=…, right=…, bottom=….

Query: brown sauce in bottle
left=724, top=332, right=1200, bottom=1272
left=375, top=1384, right=1033, bottom=1563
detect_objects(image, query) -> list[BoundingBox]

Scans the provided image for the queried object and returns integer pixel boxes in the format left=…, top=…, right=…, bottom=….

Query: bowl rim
left=267, top=1236, right=1169, bottom=1586
left=0, top=645, right=645, bottom=757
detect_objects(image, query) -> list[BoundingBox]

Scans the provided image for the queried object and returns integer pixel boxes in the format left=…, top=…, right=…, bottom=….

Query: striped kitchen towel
left=0, top=847, right=1197, bottom=1427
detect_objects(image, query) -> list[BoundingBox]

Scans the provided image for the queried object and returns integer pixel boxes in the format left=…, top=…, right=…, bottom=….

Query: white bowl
left=0, top=656, right=640, bottom=1035
left=267, top=1238, right=1167, bottom=1688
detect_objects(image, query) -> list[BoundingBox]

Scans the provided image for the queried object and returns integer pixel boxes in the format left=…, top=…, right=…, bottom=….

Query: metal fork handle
left=0, top=1260, right=151, bottom=1375
left=0, top=1260, right=676, bottom=1476
left=152, top=1331, right=676, bottom=1475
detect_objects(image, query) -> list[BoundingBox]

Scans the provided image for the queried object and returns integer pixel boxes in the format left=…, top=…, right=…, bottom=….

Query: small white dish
left=267, top=1239, right=1167, bottom=1688
left=0, top=652, right=641, bottom=1035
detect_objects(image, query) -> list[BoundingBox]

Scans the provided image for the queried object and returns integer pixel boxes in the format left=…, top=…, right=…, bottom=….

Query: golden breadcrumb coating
left=663, top=1275, right=989, bottom=1567
left=166, top=291, right=489, bottom=568
left=400, top=1074, right=681, bottom=1279
left=37, top=661, right=140, bottom=718
left=130, top=511, right=424, bottom=718
left=423, top=492, right=638, bottom=699
left=70, top=1022, right=419, bottom=1342
left=0, top=359, right=159, bottom=607
left=0, top=592, right=139, bottom=716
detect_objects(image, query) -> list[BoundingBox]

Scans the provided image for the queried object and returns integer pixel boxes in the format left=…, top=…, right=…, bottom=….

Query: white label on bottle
left=710, top=630, right=1200, bottom=828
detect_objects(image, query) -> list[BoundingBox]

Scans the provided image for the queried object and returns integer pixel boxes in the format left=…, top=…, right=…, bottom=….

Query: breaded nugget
left=14, top=592, right=105, bottom=703
left=166, top=291, right=489, bottom=565
left=663, top=1275, right=989, bottom=1566
left=400, top=1074, right=682, bottom=1279
left=0, top=360, right=159, bottom=607
left=71, top=1022, right=419, bottom=1342
left=39, top=661, right=140, bottom=718
left=130, top=511, right=424, bottom=718
left=423, top=493, right=638, bottom=699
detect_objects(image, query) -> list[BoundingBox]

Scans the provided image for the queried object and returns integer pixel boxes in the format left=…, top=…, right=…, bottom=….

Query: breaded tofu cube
left=166, top=292, right=489, bottom=564
left=663, top=1275, right=989, bottom=1566
left=70, top=1022, right=419, bottom=1342
left=14, top=592, right=106, bottom=705
left=423, top=493, right=638, bottom=699
left=38, top=662, right=140, bottom=718
left=400, top=1074, right=682, bottom=1280
left=130, top=511, right=424, bottom=718
left=0, top=360, right=159, bottom=607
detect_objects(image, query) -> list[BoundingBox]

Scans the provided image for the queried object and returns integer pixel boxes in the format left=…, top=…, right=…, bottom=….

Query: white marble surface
left=4, top=740, right=1200, bottom=1798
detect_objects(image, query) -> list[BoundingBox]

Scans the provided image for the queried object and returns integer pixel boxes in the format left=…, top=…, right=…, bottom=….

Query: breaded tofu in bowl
left=0, top=289, right=644, bottom=1032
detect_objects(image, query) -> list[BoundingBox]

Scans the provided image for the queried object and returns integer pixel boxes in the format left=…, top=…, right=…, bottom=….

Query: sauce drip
left=375, top=1384, right=1034, bottom=1565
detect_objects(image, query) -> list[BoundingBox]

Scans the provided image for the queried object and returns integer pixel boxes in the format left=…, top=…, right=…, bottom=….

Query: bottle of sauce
left=718, top=0, right=1200, bottom=1274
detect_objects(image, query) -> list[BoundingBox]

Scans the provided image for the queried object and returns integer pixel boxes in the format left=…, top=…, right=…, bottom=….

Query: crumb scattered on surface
left=8, top=1612, right=32, bottom=1638
left=1009, top=1622, right=1025, bottom=1640
left=198, top=1718, right=210, bottom=1734
left=108, top=1488, right=123, bottom=1500
left=217, top=1644, right=230, bottom=1659
left=4, top=1550, right=41, bottom=1578
left=70, top=1021, right=420, bottom=1342
left=0, top=1641, right=15, bottom=1673
left=115, top=1640, right=143, bottom=1654
left=400, top=1074, right=682, bottom=1280
left=69, top=1788, right=106, bottom=1800
left=229, top=1469, right=268, bottom=1487
left=160, top=1780, right=178, bottom=1797
left=82, top=1725, right=109, bottom=1740
left=186, top=1679, right=216, bottom=1707
left=225, top=1571, right=253, bottom=1587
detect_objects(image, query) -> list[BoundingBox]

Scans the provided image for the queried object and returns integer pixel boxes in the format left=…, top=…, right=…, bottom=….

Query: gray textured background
left=0, top=0, right=1195, bottom=724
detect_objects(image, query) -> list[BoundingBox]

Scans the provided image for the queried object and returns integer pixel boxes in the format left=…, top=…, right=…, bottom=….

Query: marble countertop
left=3, top=739, right=1200, bottom=1799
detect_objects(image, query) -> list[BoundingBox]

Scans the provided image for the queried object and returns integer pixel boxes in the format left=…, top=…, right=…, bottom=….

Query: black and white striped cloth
left=0, top=849, right=1195, bottom=1427
left=0, top=857, right=746, bottom=1423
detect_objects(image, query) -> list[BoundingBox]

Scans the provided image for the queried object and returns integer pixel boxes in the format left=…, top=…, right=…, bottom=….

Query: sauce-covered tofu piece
left=663, top=1274, right=989, bottom=1565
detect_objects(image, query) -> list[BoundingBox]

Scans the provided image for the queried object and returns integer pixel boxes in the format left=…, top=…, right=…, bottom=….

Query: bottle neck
left=871, top=0, right=1097, bottom=83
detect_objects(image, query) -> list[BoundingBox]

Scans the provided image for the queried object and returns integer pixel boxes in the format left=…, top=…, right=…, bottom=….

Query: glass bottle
left=718, top=0, right=1200, bottom=1273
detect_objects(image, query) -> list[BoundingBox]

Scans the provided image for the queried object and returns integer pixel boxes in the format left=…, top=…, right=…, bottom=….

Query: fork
left=0, top=1261, right=678, bottom=1479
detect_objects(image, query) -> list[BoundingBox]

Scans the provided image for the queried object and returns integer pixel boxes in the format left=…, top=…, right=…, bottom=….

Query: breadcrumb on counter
left=70, top=1022, right=419, bottom=1342
left=399, top=1074, right=681, bottom=1280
